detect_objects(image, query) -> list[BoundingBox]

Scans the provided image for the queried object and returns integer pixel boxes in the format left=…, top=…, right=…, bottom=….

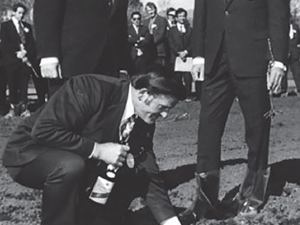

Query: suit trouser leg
left=5, top=63, right=22, bottom=104
left=10, top=149, right=85, bottom=225
left=0, top=67, right=8, bottom=114
left=182, top=72, right=193, bottom=98
left=234, top=75, right=271, bottom=208
left=290, top=60, right=300, bottom=92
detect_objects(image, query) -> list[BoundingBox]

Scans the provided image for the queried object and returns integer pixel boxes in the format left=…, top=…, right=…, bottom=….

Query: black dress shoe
left=178, top=210, right=197, bottom=225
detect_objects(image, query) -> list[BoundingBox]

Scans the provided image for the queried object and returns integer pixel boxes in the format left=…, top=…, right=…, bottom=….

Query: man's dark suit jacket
left=128, top=25, right=156, bottom=65
left=0, top=20, right=36, bottom=66
left=289, top=23, right=300, bottom=61
left=34, top=0, right=129, bottom=78
left=192, top=0, right=290, bottom=77
left=168, top=25, right=193, bottom=64
left=2, top=74, right=175, bottom=223
left=143, top=15, right=168, bottom=58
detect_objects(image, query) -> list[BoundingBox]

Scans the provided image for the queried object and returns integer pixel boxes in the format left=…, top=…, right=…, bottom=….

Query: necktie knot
left=18, top=21, right=26, bottom=44
left=119, top=114, right=137, bottom=144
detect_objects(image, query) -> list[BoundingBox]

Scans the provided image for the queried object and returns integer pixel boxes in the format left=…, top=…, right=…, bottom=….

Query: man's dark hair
left=12, top=3, right=27, bottom=13
left=131, top=11, right=142, bottom=19
left=176, top=8, right=187, bottom=17
left=166, top=7, right=176, bottom=16
left=145, top=2, right=157, bottom=12
left=131, top=64, right=187, bottom=101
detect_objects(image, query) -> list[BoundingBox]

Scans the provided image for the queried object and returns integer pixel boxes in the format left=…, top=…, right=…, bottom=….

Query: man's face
left=131, top=14, right=141, bottom=26
left=167, top=14, right=175, bottom=23
left=176, top=12, right=187, bottom=24
left=135, top=90, right=178, bottom=124
left=14, top=7, right=25, bottom=21
left=146, top=6, right=156, bottom=18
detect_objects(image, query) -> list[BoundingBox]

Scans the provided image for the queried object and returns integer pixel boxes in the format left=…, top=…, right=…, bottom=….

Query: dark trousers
left=197, top=42, right=271, bottom=204
left=176, top=72, right=193, bottom=97
left=0, top=66, right=8, bottom=114
left=281, top=58, right=300, bottom=93
left=4, top=62, right=30, bottom=104
left=31, top=73, right=49, bottom=106
left=7, top=148, right=170, bottom=225
left=9, top=150, right=85, bottom=225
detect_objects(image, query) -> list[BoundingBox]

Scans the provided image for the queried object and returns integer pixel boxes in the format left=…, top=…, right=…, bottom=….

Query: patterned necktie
left=18, top=21, right=26, bottom=44
left=119, top=114, right=137, bottom=144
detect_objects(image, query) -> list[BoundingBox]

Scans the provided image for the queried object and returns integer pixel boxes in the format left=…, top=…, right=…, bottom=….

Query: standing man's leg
left=290, top=60, right=300, bottom=94
left=0, top=66, right=8, bottom=115
left=4, top=64, right=22, bottom=117
left=180, top=48, right=236, bottom=222
left=18, top=65, right=31, bottom=116
left=234, top=74, right=271, bottom=214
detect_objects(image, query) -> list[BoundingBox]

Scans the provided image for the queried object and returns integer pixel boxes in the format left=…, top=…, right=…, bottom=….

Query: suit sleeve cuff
left=88, top=143, right=97, bottom=159
left=272, top=61, right=287, bottom=71
left=40, top=57, right=59, bottom=66
left=160, top=216, right=181, bottom=225
left=193, top=57, right=205, bottom=65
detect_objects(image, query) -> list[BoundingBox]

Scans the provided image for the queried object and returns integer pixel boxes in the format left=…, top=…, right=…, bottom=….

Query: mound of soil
left=1, top=96, right=300, bottom=225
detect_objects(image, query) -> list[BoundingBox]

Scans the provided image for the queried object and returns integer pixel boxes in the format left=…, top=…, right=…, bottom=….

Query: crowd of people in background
left=0, top=1, right=205, bottom=120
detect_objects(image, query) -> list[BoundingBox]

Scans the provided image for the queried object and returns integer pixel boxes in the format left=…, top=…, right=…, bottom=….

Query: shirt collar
left=121, top=84, right=135, bottom=123
left=12, top=17, right=20, bottom=27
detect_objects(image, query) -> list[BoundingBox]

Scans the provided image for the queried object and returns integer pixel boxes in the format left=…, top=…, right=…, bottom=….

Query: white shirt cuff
left=272, top=61, right=287, bottom=71
left=88, top=143, right=97, bottom=159
left=193, top=57, right=205, bottom=65
left=160, top=216, right=181, bottom=225
left=40, top=57, right=59, bottom=66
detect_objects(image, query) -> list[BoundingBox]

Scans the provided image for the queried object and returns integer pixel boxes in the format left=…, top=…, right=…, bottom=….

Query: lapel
left=224, top=0, right=234, bottom=11
left=129, top=25, right=139, bottom=39
left=110, top=0, right=118, bottom=18
left=9, top=20, right=20, bottom=38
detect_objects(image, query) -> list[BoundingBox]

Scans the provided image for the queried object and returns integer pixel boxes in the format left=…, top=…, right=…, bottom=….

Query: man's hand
left=40, top=62, right=62, bottom=79
left=16, top=49, right=27, bottom=59
left=268, top=66, right=285, bottom=94
left=191, top=63, right=205, bottom=81
left=92, top=143, right=130, bottom=167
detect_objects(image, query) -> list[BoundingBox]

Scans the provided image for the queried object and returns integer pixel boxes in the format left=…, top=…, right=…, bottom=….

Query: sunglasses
left=132, top=17, right=141, bottom=21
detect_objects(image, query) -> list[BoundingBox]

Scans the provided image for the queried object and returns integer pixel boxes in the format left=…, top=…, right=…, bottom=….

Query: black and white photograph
left=1, top=0, right=300, bottom=224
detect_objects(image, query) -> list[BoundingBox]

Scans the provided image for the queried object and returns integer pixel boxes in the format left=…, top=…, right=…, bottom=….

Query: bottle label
left=89, top=176, right=115, bottom=204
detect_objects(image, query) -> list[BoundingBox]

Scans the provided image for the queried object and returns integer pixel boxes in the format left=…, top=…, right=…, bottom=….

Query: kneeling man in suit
left=2, top=65, right=186, bottom=225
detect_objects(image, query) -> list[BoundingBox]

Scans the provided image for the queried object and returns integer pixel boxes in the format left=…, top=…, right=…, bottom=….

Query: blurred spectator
left=0, top=3, right=36, bottom=118
left=143, top=2, right=168, bottom=66
left=166, top=7, right=176, bottom=30
left=168, top=8, right=194, bottom=101
left=280, top=20, right=300, bottom=97
left=34, top=0, right=130, bottom=96
left=128, top=11, right=156, bottom=73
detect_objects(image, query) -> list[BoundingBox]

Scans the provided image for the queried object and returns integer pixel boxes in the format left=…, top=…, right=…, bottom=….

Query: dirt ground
left=0, top=96, right=300, bottom=225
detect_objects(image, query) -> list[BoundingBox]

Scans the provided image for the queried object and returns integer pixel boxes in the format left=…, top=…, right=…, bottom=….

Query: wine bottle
left=89, top=163, right=118, bottom=204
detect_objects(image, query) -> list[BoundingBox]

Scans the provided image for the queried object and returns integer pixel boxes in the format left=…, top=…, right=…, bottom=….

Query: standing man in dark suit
left=34, top=0, right=130, bottom=95
left=280, top=20, right=300, bottom=96
left=179, top=0, right=290, bottom=223
left=2, top=65, right=186, bottom=225
left=168, top=8, right=193, bottom=101
left=0, top=3, right=36, bottom=118
left=143, top=2, right=168, bottom=66
left=166, top=7, right=176, bottom=31
left=128, top=11, right=156, bottom=73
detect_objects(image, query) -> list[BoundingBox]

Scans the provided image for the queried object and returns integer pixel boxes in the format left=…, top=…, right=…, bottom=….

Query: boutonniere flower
left=23, top=27, right=29, bottom=33
left=151, top=24, right=157, bottom=29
